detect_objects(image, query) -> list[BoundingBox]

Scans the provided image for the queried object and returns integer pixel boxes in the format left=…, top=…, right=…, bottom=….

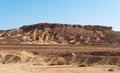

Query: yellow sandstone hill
left=0, top=23, right=120, bottom=45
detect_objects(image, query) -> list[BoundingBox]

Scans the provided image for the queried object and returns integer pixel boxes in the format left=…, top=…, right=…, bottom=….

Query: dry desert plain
left=0, top=44, right=120, bottom=73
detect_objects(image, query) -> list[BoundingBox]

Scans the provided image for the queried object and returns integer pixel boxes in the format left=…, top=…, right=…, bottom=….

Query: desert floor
left=0, top=44, right=120, bottom=73
left=0, top=64, right=120, bottom=73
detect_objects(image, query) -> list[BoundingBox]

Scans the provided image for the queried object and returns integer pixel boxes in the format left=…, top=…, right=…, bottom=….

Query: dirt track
left=0, top=44, right=120, bottom=52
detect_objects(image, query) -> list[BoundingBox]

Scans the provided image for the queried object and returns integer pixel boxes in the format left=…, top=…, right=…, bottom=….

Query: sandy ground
left=1, top=44, right=120, bottom=73
left=0, top=64, right=120, bottom=73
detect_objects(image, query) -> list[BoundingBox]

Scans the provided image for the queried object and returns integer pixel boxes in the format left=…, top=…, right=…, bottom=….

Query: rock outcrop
left=0, top=23, right=120, bottom=45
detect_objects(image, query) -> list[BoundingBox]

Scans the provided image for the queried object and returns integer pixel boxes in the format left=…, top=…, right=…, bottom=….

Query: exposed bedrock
left=0, top=23, right=120, bottom=45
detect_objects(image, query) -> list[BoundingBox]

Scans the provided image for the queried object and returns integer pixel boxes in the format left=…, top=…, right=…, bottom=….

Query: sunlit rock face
left=0, top=23, right=120, bottom=44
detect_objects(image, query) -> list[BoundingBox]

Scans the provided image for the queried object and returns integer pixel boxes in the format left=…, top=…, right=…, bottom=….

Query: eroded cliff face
left=0, top=23, right=120, bottom=44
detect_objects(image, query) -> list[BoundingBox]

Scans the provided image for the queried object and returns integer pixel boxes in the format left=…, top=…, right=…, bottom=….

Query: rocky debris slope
left=1, top=51, right=120, bottom=65
left=0, top=23, right=120, bottom=44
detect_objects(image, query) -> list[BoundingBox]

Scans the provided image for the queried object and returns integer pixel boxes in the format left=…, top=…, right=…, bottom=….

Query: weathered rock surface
left=0, top=23, right=120, bottom=44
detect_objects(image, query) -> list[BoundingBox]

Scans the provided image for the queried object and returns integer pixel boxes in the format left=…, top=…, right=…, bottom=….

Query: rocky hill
left=0, top=23, right=120, bottom=45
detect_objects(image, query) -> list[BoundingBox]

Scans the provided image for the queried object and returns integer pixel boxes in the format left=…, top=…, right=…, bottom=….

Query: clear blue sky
left=0, top=0, right=120, bottom=31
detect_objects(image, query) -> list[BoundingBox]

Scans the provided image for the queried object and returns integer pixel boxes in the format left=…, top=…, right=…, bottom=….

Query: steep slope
left=0, top=23, right=120, bottom=45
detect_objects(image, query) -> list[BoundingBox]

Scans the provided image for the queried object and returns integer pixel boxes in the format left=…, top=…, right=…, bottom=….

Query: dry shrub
left=31, top=51, right=39, bottom=55
left=30, top=56, right=47, bottom=65
left=2, top=54, right=21, bottom=64
left=50, top=57, right=67, bottom=65
left=78, top=63, right=88, bottom=67
left=78, top=64, right=88, bottom=67
left=108, top=68, right=114, bottom=72
left=1, top=51, right=35, bottom=64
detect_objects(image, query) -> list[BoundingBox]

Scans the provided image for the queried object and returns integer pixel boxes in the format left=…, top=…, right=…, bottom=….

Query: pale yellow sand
left=0, top=64, right=120, bottom=73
